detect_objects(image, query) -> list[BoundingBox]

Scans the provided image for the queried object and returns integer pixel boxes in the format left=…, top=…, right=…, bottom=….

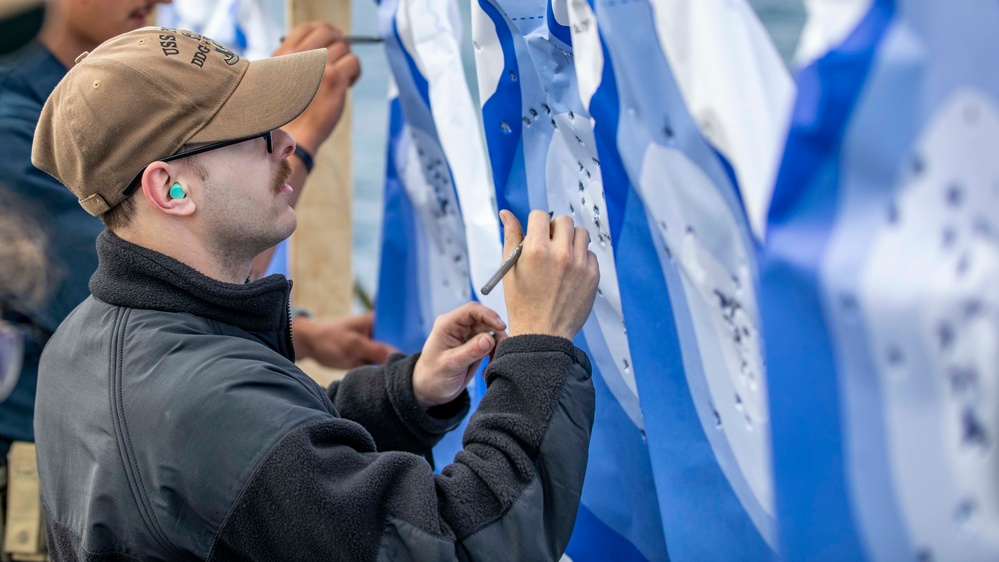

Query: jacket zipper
left=284, top=281, right=296, bottom=362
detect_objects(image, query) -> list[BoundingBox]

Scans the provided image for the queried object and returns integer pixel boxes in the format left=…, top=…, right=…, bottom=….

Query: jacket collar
left=89, top=231, right=294, bottom=358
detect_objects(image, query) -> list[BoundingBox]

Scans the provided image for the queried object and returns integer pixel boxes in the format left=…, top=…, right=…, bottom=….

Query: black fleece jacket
left=34, top=231, right=595, bottom=561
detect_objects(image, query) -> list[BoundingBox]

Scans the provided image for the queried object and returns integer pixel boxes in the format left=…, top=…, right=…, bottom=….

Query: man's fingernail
left=479, top=334, right=492, bottom=351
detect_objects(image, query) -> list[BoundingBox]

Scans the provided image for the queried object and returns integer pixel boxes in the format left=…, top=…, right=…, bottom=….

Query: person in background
left=0, top=0, right=395, bottom=457
left=32, top=27, right=599, bottom=560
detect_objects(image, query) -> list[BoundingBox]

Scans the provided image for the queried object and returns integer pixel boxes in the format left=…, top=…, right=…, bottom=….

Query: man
left=0, top=0, right=393, bottom=457
left=32, top=27, right=599, bottom=560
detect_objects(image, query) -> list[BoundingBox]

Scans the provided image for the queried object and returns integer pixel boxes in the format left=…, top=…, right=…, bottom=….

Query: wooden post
left=287, top=0, right=353, bottom=387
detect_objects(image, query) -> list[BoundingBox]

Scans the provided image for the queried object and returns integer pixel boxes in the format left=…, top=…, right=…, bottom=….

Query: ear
left=140, top=161, right=196, bottom=217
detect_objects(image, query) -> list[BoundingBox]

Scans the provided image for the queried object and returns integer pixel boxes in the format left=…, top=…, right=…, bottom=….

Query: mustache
left=272, top=159, right=294, bottom=194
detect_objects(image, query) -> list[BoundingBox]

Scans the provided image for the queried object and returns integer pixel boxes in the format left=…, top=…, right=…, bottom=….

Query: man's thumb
left=447, top=333, right=494, bottom=371
left=500, top=210, right=524, bottom=259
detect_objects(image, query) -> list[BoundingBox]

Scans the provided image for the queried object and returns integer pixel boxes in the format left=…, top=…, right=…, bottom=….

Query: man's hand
left=500, top=210, right=599, bottom=340
left=412, top=303, right=508, bottom=409
left=293, top=312, right=396, bottom=369
left=273, top=22, right=361, bottom=155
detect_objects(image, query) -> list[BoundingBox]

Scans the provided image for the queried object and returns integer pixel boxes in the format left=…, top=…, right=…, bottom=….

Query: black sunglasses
left=123, top=130, right=274, bottom=196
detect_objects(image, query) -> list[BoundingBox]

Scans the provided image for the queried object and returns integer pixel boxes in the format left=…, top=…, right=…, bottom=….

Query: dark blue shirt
left=0, top=42, right=104, bottom=451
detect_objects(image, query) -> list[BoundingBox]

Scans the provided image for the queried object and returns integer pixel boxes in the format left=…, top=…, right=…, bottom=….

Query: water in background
left=350, top=0, right=806, bottom=308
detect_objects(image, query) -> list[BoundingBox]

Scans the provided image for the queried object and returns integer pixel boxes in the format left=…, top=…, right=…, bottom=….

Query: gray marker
left=480, top=242, right=522, bottom=295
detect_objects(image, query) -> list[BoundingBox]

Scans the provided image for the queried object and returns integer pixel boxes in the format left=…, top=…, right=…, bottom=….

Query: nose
left=272, top=129, right=296, bottom=161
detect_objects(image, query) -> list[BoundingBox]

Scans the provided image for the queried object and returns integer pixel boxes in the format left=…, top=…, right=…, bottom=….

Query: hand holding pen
left=489, top=210, right=599, bottom=341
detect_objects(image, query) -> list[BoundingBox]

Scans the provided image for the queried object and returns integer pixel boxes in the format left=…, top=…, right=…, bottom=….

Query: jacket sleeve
left=208, top=334, right=595, bottom=562
left=326, top=352, right=470, bottom=456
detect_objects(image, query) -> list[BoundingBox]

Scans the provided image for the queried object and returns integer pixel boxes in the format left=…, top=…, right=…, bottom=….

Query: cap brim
left=189, top=48, right=327, bottom=144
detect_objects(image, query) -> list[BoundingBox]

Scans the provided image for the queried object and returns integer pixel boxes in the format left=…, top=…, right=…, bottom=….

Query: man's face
left=186, top=129, right=298, bottom=263
left=63, top=0, right=170, bottom=46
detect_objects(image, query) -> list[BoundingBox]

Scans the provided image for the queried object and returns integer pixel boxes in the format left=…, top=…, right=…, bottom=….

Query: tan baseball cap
left=32, top=27, right=327, bottom=216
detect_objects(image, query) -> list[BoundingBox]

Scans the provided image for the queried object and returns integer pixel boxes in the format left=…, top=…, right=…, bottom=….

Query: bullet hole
left=946, top=183, right=964, bottom=207
left=973, top=217, right=991, bottom=238
left=473, top=41, right=481, bottom=51
left=551, top=119, right=558, bottom=130
left=961, top=408, right=988, bottom=449
left=568, top=111, right=575, bottom=120
left=954, top=499, right=977, bottom=527
left=523, top=117, right=531, bottom=126
left=509, top=70, right=518, bottom=81
left=623, top=358, right=630, bottom=374
left=592, top=157, right=600, bottom=166
left=937, top=322, right=955, bottom=351
left=712, top=405, right=722, bottom=429
left=581, top=196, right=586, bottom=206
left=578, top=181, right=585, bottom=192
left=911, top=154, right=925, bottom=176
left=529, top=108, right=538, bottom=118
left=597, top=287, right=604, bottom=297
left=962, top=300, right=983, bottom=318
left=577, top=161, right=584, bottom=172
left=542, top=103, right=551, bottom=114
left=887, top=202, right=900, bottom=225
left=500, top=122, right=512, bottom=134
left=955, top=253, right=970, bottom=277
left=916, top=548, right=933, bottom=562
left=575, top=135, right=584, bottom=146
left=659, top=221, right=667, bottom=232
left=942, top=227, right=957, bottom=248
left=593, top=205, right=600, bottom=217
left=886, top=346, right=905, bottom=366
left=948, top=366, right=978, bottom=397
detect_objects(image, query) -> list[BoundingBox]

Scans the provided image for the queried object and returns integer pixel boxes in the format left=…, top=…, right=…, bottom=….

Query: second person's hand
left=273, top=22, right=361, bottom=156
